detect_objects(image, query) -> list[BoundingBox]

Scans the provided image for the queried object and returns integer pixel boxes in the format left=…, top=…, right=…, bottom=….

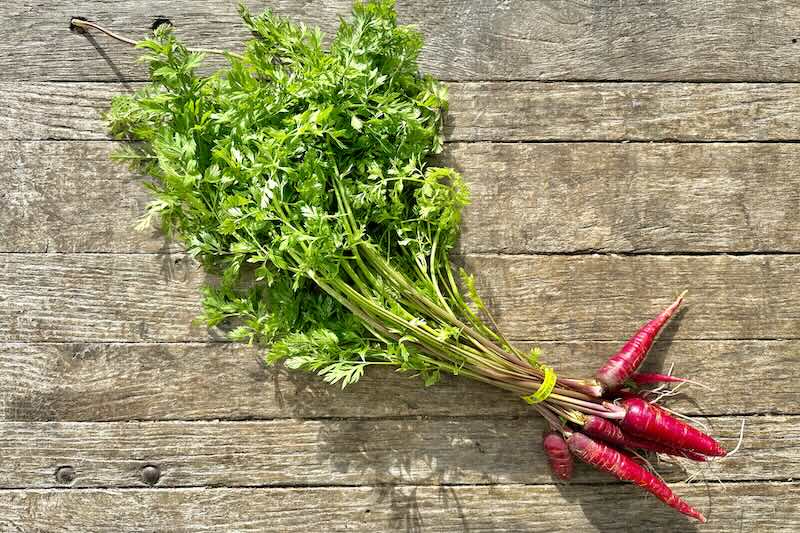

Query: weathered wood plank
left=1, top=252, right=797, bottom=342
left=8, top=82, right=800, bottom=142
left=463, top=253, right=800, bottom=342
left=0, top=141, right=178, bottom=254
left=0, top=253, right=205, bottom=342
left=0, top=416, right=789, bottom=489
left=4, top=1, right=800, bottom=81
left=448, top=142, right=800, bottom=254
left=4, top=141, right=800, bottom=254
left=446, top=82, right=800, bottom=142
left=1, top=340, right=795, bottom=421
left=0, top=483, right=795, bottom=532
left=0, top=82, right=128, bottom=141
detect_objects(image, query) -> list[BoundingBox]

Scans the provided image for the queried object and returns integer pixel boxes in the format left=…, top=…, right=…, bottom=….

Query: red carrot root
left=662, top=448, right=708, bottom=462
left=596, top=293, right=685, bottom=392
left=542, top=431, right=573, bottom=480
left=629, top=372, right=712, bottom=394
left=567, top=432, right=706, bottom=522
left=620, top=398, right=726, bottom=457
left=582, top=415, right=707, bottom=461
left=583, top=413, right=637, bottom=447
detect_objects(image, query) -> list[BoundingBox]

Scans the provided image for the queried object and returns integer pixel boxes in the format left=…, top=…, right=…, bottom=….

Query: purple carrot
left=620, top=398, right=726, bottom=457
left=596, top=293, right=685, bottom=392
left=630, top=372, right=689, bottom=385
left=542, top=431, right=573, bottom=480
left=629, top=372, right=711, bottom=392
left=567, top=432, right=706, bottom=522
left=582, top=415, right=707, bottom=462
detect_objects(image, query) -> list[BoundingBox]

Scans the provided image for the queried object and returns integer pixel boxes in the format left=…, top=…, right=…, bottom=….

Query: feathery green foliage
left=107, top=0, right=542, bottom=391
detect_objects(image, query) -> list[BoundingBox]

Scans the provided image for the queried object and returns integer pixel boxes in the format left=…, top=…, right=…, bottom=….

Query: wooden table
left=1, top=1, right=798, bottom=531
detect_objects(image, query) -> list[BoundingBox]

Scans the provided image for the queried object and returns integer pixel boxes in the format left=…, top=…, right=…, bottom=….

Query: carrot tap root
left=620, top=398, right=727, bottom=457
left=568, top=432, right=707, bottom=522
left=543, top=431, right=574, bottom=480
left=595, top=293, right=686, bottom=392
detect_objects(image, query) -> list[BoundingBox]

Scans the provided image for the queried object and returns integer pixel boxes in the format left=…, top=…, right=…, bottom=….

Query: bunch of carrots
left=72, top=1, right=727, bottom=523
left=540, top=292, right=724, bottom=523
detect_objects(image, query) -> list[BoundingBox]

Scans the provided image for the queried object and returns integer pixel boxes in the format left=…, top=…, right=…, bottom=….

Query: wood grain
left=0, top=82, right=131, bottom=141
left=0, top=483, right=796, bottom=532
left=446, top=82, right=800, bottom=142
left=0, top=141, right=171, bottom=254
left=448, top=142, right=800, bottom=254
left=0, top=416, right=791, bottom=489
left=0, top=253, right=206, bottom=343
left=463, top=253, right=800, bottom=342
left=1, top=340, right=795, bottom=422
left=8, top=82, right=800, bottom=142
left=4, top=141, right=800, bottom=254
left=1, top=252, right=797, bottom=342
left=4, top=1, right=800, bottom=81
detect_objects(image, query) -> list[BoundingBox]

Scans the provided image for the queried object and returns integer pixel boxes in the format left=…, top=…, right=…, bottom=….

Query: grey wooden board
left=0, top=416, right=790, bottom=489
left=447, top=142, right=800, bottom=254
left=4, top=141, right=800, bottom=254
left=0, top=483, right=796, bottom=532
left=1, top=340, right=796, bottom=421
left=8, top=82, right=800, bottom=142
left=4, top=1, right=800, bottom=81
left=1, top=252, right=797, bottom=342
left=463, top=253, right=800, bottom=342
left=445, top=82, right=800, bottom=142
left=2, top=1, right=799, bottom=530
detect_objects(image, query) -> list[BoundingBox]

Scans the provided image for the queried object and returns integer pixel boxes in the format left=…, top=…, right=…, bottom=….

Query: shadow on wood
left=555, top=482, right=701, bottom=533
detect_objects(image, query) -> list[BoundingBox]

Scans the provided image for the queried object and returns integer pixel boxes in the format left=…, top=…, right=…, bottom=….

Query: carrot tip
left=683, top=504, right=707, bottom=523
left=666, top=291, right=686, bottom=315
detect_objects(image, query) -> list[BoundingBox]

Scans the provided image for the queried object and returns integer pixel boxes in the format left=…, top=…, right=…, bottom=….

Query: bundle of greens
left=90, top=1, right=724, bottom=521
left=107, top=0, right=545, bottom=396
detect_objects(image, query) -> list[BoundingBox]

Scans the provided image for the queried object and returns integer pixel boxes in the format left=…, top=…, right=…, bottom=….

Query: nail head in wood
left=55, top=466, right=76, bottom=485
left=141, top=465, right=161, bottom=486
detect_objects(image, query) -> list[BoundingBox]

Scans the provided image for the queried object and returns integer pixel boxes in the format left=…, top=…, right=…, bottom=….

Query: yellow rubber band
left=522, top=366, right=557, bottom=405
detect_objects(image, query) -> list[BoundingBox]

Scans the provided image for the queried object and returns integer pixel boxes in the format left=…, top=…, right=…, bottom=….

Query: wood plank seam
left=0, top=481, right=794, bottom=491
left=0, top=480, right=794, bottom=491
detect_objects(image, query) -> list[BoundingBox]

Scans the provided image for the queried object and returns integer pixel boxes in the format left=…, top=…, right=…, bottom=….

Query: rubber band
left=522, top=365, right=557, bottom=405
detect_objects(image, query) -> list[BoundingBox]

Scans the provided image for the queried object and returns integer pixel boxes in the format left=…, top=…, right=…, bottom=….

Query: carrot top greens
left=106, top=1, right=538, bottom=389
